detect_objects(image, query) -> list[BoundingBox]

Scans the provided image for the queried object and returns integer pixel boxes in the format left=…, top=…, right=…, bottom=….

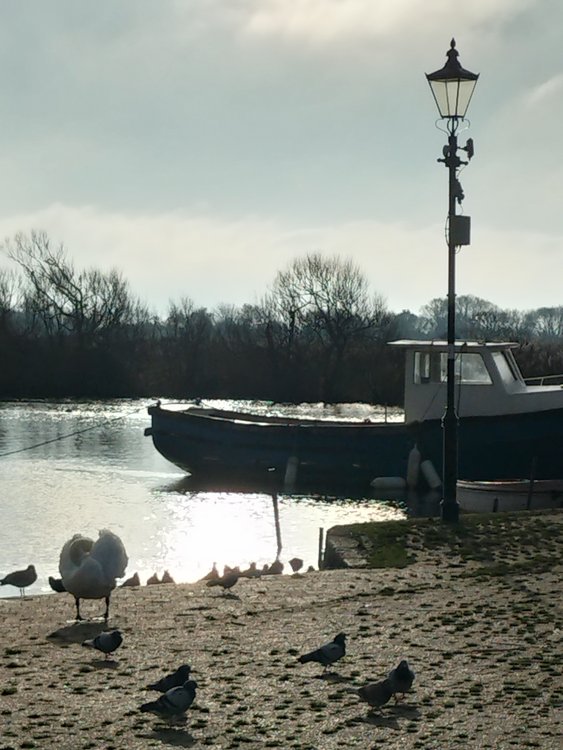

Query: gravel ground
left=1, top=512, right=561, bottom=750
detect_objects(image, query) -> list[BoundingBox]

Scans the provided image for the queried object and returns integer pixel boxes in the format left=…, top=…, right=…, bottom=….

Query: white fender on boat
left=284, top=455, right=299, bottom=486
left=420, top=459, right=442, bottom=489
left=406, top=444, right=421, bottom=489
left=370, top=476, right=407, bottom=490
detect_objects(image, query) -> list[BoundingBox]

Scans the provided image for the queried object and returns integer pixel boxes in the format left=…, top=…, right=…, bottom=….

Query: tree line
left=1, top=231, right=562, bottom=403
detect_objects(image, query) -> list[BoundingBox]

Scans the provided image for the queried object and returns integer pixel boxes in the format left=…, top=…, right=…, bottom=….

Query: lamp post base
left=440, top=499, right=460, bottom=524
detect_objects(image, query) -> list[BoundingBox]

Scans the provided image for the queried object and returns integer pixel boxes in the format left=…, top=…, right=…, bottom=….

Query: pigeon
left=82, top=629, right=123, bottom=659
left=59, top=529, right=128, bottom=621
left=140, top=679, right=197, bottom=720
left=161, top=570, right=175, bottom=584
left=146, top=573, right=161, bottom=585
left=289, top=557, right=304, bottom=573
left=206, top=570, right=239, bottom=592
left=0, top=565, right=37, bottom=597
left=48, top=576, right=66, bottom=593
left=264, top=559, right=284, bottom=575
left=357, top=678, right=394, bottom=711
left=200, top=563, right=219, bottom=581
left=120, top=572, right=140, bottom=587
left=240, top=562, right=261, bottom=579
left=147, top=664, right=192, bottom=692
left=387, top=659, right=415, bottom=701
left=297, top=632, right=346, bottom=672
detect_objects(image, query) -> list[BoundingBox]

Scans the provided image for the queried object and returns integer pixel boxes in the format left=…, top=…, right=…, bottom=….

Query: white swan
left=59, top=529, right=128, bottom=621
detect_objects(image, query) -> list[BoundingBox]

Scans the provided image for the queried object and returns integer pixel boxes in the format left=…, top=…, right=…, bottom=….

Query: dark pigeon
left=297, top=632, right=346, bottom=672
left=387, top=659, right=415, bottom=701
left=82, top=629, right=123, bottom=659
left=48, top=575, right=66, bottom=593
left=140, top=679, right=197, bottom=720
left=147, top=664, right=192, bottom=693
left=206, top=571, right=239, bottom=592
left=357, top=678, right=394, bottom=710
left=120, top=572, right=140, bottom=587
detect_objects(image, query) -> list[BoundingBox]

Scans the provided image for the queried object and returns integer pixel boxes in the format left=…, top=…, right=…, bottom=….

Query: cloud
left=240, top=0, right=537, bottom=45
left=1, top=202, right=561, bottom=317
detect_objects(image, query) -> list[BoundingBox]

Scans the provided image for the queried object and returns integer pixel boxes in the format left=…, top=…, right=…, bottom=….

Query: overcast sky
left=0, top=1, right=561, bottom=316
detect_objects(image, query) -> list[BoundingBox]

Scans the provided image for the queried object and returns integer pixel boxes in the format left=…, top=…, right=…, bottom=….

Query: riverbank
left=1, top=510, right=561, bottom=749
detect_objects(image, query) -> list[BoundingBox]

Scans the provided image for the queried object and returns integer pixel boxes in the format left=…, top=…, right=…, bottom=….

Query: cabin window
left=439, top=352, right=492, bottom=384
left=492, top=351, right=520, bottom=382
left=413, top=352, right=431, bottom=383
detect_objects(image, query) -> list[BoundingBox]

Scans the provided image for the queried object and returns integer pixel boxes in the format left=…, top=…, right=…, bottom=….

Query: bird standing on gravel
left=59, top=529, right=128, bottom=621
left=140, top=679, right=197, bottom=720
left=82, top=629, right=123, bottom=659
left=387, top=659, right=415, bottom=701
left=357, top=678, right=394, bottom=711
left=206, top=570, right=239, bottom=593
left=120, top=572, right=140, bottom=588
left=48, top=576, right=66, bottom=593
left=297, top=632, right=347, bottom=673
left=0, top=564, right=37, bottom=597
left=147, top=664, right=192, bottom=692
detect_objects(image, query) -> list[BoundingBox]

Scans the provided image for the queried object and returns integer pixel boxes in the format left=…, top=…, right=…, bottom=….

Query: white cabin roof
left=388, top=339, right=518, bottom=352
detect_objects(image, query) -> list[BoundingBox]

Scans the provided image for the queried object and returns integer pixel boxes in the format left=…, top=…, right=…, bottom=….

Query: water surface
left=0, top=399, right=432, bottom=598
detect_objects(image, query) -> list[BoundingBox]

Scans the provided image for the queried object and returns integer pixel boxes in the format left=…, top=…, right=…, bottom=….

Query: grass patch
left=327, top=511, right=562, bottom=571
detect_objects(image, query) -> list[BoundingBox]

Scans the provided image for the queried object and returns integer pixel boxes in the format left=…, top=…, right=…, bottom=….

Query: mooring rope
left=0, top=403, right=151, bottom=458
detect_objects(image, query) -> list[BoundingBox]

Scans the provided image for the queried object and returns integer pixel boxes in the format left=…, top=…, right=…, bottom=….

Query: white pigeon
left=82, top=629, right=123, bottom=659
left=140, top=680, right=198, bottom=720
left=59, top=529, right=128, bottom=620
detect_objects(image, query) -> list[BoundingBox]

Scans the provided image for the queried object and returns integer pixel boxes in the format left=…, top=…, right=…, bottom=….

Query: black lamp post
left=426, top=39, right=479, bottom=523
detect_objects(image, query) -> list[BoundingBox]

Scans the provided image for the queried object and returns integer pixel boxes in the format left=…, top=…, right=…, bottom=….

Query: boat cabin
left=389, top=340, right=563, bottom=423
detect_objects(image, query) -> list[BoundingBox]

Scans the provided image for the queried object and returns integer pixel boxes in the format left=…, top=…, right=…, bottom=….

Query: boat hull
left=457, top=479, right=563, bottom=513
left=145, top=404, right=563, bottom=491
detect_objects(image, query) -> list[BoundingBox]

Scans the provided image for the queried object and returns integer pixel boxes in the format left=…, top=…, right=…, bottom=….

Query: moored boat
left=145, top=340, right=563, bottom=491
left=457, top=479, right=563, bottom=513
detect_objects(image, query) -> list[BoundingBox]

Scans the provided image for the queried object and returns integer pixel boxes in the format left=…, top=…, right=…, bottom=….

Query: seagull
left=297, top=632, right=346, bottom=673
left=387, top=659, right=415, bottom=701
left=140, top=679, right=197, bottom=720
left=357, top=678, right=394, bottom=711
left=59, top=529, right=128, bottom=621
left=48, top=576, right=66, bottom=593
left=206, top=570, right=239, bottom=593
left=147, top=664, right=192, bottom=692
left=82, top=629, right=123, bottom=659
left=146, top=573, right=161, bottom=585
left=120, top=572, right=140, bottom=588
left=0, top=565, right=37, bottom=597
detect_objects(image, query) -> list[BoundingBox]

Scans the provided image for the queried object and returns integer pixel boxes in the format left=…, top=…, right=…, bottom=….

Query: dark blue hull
left=145, top=404, right=563, bottom=491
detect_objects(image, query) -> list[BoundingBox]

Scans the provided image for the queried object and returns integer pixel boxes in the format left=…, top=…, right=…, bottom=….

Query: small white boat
left=457, top=479, right=563, bottom=513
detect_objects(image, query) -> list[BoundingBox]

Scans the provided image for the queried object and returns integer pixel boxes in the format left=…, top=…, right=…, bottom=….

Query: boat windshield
left=492, top=350, right=520, bottom=382
left=440, top=352, right=492, bottom=384
left=414, top=350, right=492, bottom=385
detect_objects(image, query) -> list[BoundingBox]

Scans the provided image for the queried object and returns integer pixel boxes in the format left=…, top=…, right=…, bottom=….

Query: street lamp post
left=426, top=39, right=479, bottom=523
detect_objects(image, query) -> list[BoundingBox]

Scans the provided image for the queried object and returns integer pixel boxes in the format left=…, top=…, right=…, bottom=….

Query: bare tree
left=4, top=230, right=140, bottom=342
left=263, top=253, right=388, bottom=399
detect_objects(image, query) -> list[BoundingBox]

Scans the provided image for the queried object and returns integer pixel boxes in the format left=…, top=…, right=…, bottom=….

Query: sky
left=0, top=0, right=561, bottom=316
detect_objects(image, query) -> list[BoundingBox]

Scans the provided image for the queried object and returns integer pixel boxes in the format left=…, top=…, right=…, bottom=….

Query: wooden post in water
left=318, top=527, right=324, bottom=569
left=272, top=493, right=282, bottom=557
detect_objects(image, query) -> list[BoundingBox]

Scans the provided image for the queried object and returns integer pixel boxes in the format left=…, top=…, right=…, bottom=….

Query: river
left=0, top=399, right=439, bottom=598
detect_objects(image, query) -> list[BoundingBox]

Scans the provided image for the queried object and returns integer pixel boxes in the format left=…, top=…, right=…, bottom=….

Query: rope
left=0, top=403, right=150, bottom=458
